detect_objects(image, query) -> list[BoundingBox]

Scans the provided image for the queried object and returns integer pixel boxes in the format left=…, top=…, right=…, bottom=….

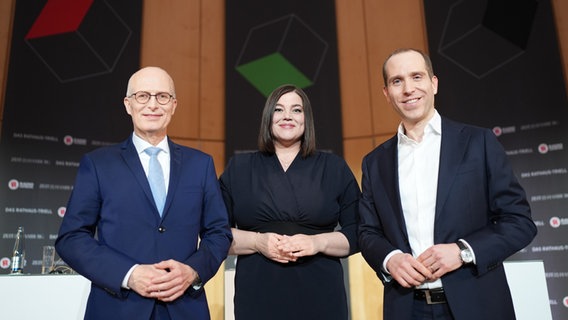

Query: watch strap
left=192, top=275, right=203, bottom=290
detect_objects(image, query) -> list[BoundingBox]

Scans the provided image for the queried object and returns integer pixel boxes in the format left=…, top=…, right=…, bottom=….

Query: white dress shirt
left=382, top=111, right=442, bottom=289
left=122, top=133, right=171, bottom=289
left=397, top=111, right=442, bottom=289
left=132, top=133, right=170, bottom=194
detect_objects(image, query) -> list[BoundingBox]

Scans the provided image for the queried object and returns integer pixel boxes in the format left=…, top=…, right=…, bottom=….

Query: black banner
left=224, top=0, right=348, bottom=313
left=225, top=0, right=343, bottom=157
left=0, top=0, right=142, bottom=274
left=424, top=0, right=568, bottom=318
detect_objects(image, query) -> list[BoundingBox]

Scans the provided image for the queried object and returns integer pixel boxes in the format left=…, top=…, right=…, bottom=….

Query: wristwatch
left=192, top=275, right=203, bottom=290
left=456, top=240, right=473, bottom=264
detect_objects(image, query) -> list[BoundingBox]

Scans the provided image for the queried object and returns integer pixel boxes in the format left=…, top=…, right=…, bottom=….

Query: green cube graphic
left=236, top=53, right=312, bottom=97
left=235, top=15, right=328, bottom=97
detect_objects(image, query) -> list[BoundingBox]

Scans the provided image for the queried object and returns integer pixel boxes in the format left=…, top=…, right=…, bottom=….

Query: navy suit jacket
left=56, top=136, right=232, bottom=320
left=359, top=117, right=537, bottom=320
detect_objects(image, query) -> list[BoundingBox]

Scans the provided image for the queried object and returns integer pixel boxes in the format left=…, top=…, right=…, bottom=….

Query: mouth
left=403, top=97, right=421, bottom=104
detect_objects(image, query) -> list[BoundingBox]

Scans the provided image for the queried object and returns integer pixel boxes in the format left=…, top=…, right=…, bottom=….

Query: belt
left=254, top=221, right=332, bottom=236
left=414, top=288, right=447, bottom=304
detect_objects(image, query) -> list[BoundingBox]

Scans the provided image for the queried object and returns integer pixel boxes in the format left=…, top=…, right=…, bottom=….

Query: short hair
left=382, top=48, right=434, bottom=85
left=258, top=84, right=316, bottom=157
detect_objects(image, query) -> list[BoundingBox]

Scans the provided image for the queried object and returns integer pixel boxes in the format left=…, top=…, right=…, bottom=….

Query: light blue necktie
left=144, top=147, right=166, bottom=215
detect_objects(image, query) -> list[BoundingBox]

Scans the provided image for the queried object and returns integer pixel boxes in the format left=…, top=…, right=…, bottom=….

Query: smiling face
left=271, top=91, right=305, bottom=149
left=123, top=67, right=177, bottom=143
left=382, top=50, right=438, bottom=129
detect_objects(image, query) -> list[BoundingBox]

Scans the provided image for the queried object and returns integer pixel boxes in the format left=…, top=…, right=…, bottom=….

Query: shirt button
left=158, top=226, right=166, bottom=233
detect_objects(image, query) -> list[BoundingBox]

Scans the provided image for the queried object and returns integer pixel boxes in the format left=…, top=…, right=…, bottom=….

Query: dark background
left=424, top=1, right=568, bottom=319
left=0, top=0, right=141, bottom=274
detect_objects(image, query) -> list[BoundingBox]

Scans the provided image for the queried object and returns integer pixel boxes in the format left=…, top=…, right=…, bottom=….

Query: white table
left=504, top=260, right=552, bottom=320
left=0, top=274, right=90, bottom=319
left=0, top=260, right=552, bottom=320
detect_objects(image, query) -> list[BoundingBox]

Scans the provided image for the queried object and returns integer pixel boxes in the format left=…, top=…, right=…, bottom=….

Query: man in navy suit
left=358, top=48, right=537, bottom=320
left=56, top=66, right=232, bottom=320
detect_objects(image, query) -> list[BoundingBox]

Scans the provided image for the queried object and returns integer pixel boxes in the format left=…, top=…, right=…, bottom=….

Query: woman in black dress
left=219, top=84, right=360, bottom=320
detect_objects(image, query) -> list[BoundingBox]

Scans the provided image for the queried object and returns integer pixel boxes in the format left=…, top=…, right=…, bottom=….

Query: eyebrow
left=275, top=103, right=303, bottom=108
left=387, top=71, right=427, bottom=83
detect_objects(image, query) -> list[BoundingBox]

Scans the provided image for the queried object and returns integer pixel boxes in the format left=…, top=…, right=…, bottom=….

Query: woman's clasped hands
left=255, top=232, right=319, bottom=264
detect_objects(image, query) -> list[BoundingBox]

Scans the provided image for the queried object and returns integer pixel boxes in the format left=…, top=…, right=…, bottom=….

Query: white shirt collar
left=131, top=133, right=170, bottom=155
left=397, top=110, right=442, bottom=144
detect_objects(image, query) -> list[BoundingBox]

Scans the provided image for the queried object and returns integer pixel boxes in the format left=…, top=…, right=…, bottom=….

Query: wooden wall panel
left=0, top=0, right=15, bottom=134
left=343, top=138, right=374, bottom=185
left=348, top=253, right=383, bottom=319
left=204, top=263, right=226, bottom=320
left=363, top=0, right=428, bottom=137
left=200, top=0, right=225, bottom=141
left=141, top=0, right=201, bottom=139
left=335, top=0, right=373, bottom=139
left=552, top=0, right=568, bottom=93
left=344, top=137, right=381, bottom=320
left=172, top=138, right=225, bottom=174
left=343, top=135, right=391, bottom=320
left=344, top=135, right=396, bottom=181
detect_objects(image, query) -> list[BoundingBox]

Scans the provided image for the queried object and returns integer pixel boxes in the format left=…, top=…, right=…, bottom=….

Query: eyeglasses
left=129, top=91, right=174, bottom=105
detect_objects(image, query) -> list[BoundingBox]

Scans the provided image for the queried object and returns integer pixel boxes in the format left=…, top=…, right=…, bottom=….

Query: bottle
left=10, top=226, right=25, bottom=275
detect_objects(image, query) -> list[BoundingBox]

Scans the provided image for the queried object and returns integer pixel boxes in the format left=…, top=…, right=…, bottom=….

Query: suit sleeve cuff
left=383, top=249, right=403, bottom=274
left=122, top=264, right=138, bottom=289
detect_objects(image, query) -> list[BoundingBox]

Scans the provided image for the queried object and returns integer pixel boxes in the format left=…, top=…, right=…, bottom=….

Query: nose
left=146, top=95, right=160, bottom=108
left=402, top=81, right=415, bottom=94
left=283, top=109, right=293, bottom=119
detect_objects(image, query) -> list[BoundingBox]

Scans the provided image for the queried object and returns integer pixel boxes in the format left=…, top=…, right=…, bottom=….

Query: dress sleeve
left=336, top=159, right=361, bottom=255
left=219, top=156, right=236, bottom=227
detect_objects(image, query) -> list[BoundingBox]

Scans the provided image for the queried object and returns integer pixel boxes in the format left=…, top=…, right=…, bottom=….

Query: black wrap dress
left=219, top=151, right=360, bottom=320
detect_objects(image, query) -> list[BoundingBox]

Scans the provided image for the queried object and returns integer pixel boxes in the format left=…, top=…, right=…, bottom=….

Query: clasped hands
left=387, top=243, right=463, bottom=288
left=255, top=232, right=319, bottom=264
left=128, top=259, right=199, bottom=302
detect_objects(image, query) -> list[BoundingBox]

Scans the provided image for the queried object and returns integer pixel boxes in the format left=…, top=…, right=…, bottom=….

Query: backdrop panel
left=424, top=0, right=568, bottom=318
left=224, top=0, right=349, bottom=317
left=225, top=0, right=343, bottom=157
left=0, top=0, right=142, bottom=275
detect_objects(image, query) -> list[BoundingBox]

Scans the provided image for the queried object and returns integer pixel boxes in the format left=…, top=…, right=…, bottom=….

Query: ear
left=382, top=86, right=391, bottom=102
left=170, top=98, right=177, bottom=115
left=431, top=76, right=439, bottom=95
left=124, top=97, right=133, bottom=115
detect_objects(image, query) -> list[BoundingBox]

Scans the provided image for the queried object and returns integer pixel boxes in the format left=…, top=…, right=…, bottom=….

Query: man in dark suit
left=56, top=66, right=232, bottom=320
left=358, top=48, right=537, bottom=320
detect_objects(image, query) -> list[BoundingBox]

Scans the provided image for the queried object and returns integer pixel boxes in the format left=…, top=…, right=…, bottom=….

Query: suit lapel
left=120, top=137, right=158, bottom=215
left=164, top=140, right=182, bottom=218
left=435, top=118, right=470, bottom=221
left=380, top=137, right=410, bottom=243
